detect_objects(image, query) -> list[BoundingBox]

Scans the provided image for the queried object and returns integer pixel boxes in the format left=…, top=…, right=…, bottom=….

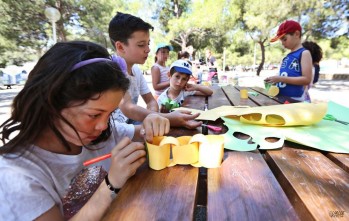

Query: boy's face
left=170, top=72, right=190, bottom=91
left=118, top=30, right=151, bottom=65
left=280, top=31, right=300, bottom=49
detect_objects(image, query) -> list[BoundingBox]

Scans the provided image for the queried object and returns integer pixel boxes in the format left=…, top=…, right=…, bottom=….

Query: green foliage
left=0, top=0, right=348, bottom=70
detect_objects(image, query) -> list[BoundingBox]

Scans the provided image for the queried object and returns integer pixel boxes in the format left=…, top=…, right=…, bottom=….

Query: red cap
left=270, top=20, right=302, bottom=42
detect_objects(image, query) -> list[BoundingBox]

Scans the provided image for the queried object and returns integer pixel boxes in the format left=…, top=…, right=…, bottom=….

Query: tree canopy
left=0, top=0, right=348, bottom=73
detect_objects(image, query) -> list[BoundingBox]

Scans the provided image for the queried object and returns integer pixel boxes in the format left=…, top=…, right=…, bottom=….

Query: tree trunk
left=256, top=40, right=266, bottom=76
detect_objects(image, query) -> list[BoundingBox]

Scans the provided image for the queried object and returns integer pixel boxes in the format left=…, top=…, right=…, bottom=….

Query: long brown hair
left=0, top=41, right=130, bottom=154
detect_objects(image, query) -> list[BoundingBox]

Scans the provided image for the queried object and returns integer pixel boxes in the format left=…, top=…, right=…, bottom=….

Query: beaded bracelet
left=105, top=174, right=121, bottom=199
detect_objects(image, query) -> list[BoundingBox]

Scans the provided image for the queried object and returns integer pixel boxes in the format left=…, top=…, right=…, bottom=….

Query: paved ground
left=1, top=74, right=349, bottom=125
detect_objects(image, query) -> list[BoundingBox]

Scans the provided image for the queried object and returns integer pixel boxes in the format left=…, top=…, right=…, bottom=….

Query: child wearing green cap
left=151, top=43, right=173, bottom=100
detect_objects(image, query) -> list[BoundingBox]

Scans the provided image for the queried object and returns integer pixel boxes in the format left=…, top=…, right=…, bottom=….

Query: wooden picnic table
left=102, top=85, right=349, bottom=221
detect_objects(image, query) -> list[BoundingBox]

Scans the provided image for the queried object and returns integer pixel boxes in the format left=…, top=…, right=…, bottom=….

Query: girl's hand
left=108, top=137, right=146, bottom=188
left=142, top=113, right=170, bottom=142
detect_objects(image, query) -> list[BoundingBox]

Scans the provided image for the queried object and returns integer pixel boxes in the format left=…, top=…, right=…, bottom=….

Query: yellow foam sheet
left=146, top=134, right=224, bottom=170
left=175, top=103, right=327, bottom=126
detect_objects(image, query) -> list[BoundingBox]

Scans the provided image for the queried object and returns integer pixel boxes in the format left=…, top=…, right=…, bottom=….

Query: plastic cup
left=240, top=88, right=248, bottom=99
left=264, top=81, right=272, bottom=91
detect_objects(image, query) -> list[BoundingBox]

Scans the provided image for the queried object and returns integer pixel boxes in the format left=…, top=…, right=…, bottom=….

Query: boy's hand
left=142, top=113, right=170, bottom=142
left=265, top=76, right=280, bottom=84
left=185, top=83, right=197, bottom=91
left=166, top=110, right=202, bottom=129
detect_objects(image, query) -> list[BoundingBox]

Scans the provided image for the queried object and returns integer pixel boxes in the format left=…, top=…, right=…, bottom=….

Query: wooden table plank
left=326, top=152, right=349, bottom=174
left=266, top=145, right=349, bottom=221
left=102, top=164, right=199, bottom=221
left=221, top=85, right=257, bottom=107
left=207, top=87, right=299, bottom=220
left=251, top=87, right=300, bottom=104
left=234, top=86, right=281, bottom=106
left=182, top=94, right=206, bottom=110
left=208, top=85, right=231, bottom=109
left=207, top=151, right=299, bottom=221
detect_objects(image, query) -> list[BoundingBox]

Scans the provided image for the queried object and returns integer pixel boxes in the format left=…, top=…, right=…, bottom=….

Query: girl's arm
left=37, top=138, right=146, bottom=221
left=151, top=66, right=170, bottom=91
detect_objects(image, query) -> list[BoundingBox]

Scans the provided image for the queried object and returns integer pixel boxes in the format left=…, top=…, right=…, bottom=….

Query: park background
left=0, top=0, right=349, bottom=120
left=0, top=1, right=348, bottom=72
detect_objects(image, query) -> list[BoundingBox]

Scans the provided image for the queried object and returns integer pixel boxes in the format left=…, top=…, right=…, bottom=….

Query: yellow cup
left=240, top=89, right=248, bottom=99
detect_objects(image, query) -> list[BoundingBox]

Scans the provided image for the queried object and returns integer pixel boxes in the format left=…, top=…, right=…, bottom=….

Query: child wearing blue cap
left=157, top=60, right=213, bottom=112
left=151, top=43, right=173, bottom=99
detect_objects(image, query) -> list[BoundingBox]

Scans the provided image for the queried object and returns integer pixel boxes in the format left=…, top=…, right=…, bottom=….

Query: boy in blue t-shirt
left=265, top=20, right=313, bottom=102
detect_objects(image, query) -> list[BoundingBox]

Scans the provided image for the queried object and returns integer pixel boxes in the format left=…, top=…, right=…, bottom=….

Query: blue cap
left=155, top=43, right=173, bottom=53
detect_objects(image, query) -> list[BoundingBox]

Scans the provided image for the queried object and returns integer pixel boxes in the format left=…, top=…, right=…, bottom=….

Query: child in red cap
left=265, top=20, right=313, bottom=102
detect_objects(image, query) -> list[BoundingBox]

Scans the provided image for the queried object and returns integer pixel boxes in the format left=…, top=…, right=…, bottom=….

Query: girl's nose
left=95, top=119, right=108, bottom=131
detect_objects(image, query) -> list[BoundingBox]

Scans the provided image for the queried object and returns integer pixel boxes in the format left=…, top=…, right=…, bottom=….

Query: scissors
left=201, top=124, right=222, bottom=132
left=323, top=114, right=349, bottom=125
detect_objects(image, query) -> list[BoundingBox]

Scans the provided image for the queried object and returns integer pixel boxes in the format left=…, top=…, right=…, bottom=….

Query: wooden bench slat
left=266, top=146, right=349, bottom=220
left=102, top=164, right=199, bottom=221
left=207, top=151, right=299, bottom=221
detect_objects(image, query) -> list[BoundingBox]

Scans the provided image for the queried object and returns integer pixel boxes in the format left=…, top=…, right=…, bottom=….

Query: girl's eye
left=88, top=114, right=100, bottom=119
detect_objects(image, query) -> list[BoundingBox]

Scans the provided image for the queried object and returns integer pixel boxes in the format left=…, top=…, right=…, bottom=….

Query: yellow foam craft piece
left=175, top=103, right=327, bottom=126
left=267, top=85, right=279, bottom=97
left=238, top=103, right=327, bottom=126
left=146, top=134, right=224, bottom=170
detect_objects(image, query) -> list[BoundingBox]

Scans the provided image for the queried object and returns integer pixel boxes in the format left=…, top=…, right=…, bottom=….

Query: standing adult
left=205, top=49, right=217, bottom=67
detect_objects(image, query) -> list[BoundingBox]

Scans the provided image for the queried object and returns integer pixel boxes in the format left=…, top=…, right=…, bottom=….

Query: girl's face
left=57, top=90, right=123, bottom=147
left=156, top=48, right=170, bottom=63
left=170, top=72, right=190, bottom=91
